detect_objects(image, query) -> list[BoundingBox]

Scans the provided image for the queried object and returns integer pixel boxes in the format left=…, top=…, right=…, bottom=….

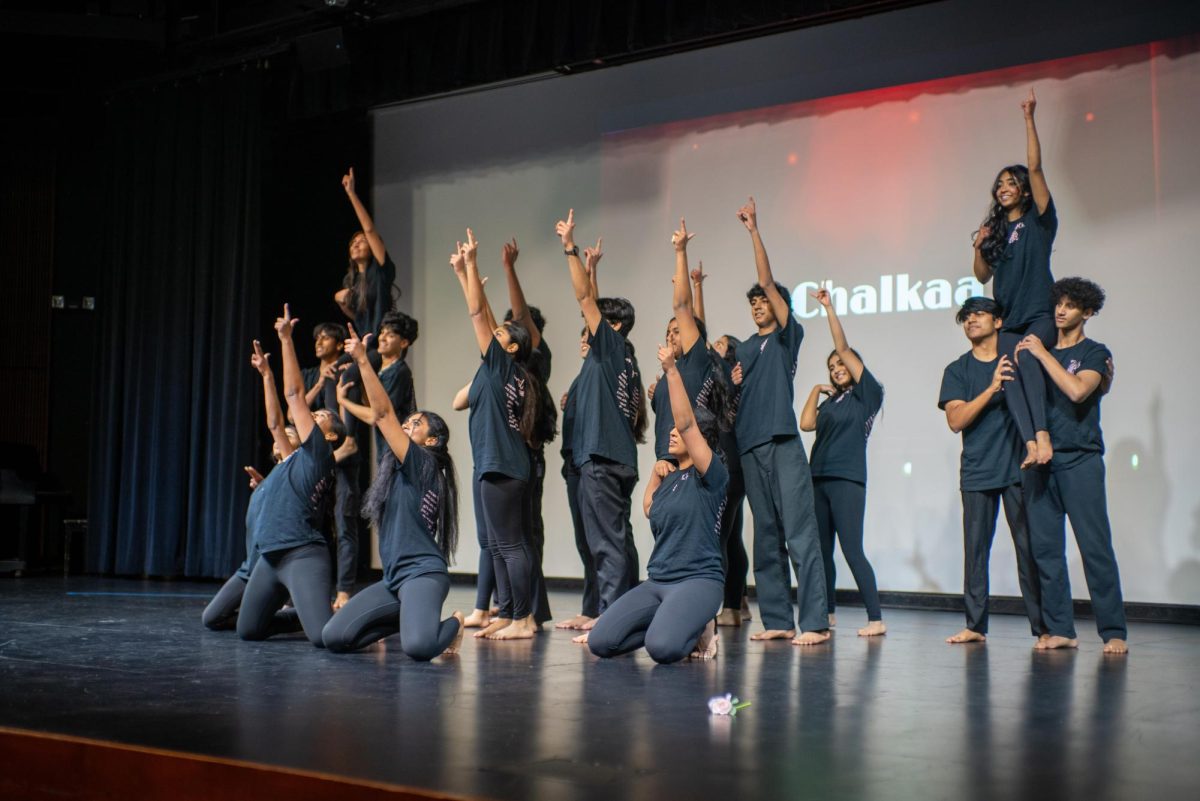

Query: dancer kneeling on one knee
left=587, top=344, right=726, bottom=664
left=321, top=325, right=464, bottom=660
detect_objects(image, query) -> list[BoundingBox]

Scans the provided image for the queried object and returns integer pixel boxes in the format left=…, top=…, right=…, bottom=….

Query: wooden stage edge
left=0, top=726, right=472, bottom=801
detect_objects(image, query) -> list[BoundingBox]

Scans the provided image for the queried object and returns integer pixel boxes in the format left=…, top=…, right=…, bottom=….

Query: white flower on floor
left=708, top=693, right=750, bottom=717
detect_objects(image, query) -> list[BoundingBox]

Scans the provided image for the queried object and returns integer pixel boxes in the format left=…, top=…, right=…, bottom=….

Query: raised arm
left=691, top=263, right=707, bottom=324
left=1022, top=89, right=1050, bottom=214
left=671, top=219, right=701, bottom=353
left=502, top=238, right=541, bottom=349
left=1015, top=336, right=1103, bottom=403
left=274, top=304, right=316, bottom=443
left=336, top=375, right=377, bottom=426
left=812, top=288, right=864, bottom=382
left=342, top=168, right=386, bottom=265
left=585, top=236, right=602, bottom=299
left=943, top=356, right=1013, bottom=433
left=456, top=231, right=499, bottom=355
left=800, top=384, right=834, bottom=433
left=736, top=196, right=790, bottom=328
left=659, top=344, right=713, bottom=475
left=345, top=325, right=412, bottom=462
left=556, top=209, right=602, bottom=334
left=972, top=226, right=994, bottom=284
left=251, top=340, right=295, bottom=459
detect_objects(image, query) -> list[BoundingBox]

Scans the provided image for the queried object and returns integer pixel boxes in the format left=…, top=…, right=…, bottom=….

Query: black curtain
left=88, top=70, right=264, bottom=577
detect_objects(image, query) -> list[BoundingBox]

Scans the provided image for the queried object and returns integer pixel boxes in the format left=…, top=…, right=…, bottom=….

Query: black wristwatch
left=564, top=245, right=579, bottom=257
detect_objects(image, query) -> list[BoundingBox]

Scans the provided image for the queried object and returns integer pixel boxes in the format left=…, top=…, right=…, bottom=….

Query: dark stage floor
left=1, top=577, right=1198, bottom=801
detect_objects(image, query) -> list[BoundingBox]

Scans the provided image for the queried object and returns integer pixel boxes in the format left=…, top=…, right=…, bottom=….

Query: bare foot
left=750, top=629, right=796, bottom=641
left=577, top=617, right=597, bottom=631
left=1102, top=638, right=1129, bottom=655
left=715, top=609, right=742, bottom=627
left=946, top=628, right=986, bottom=644
left=555, top=614, right=593, bottom=630
left=792, top=630, right=832, bottom=646
left=474, top=617, right=510, bottom=639
left=828, top=613, right=837, bottom=628
left=690, top=621, right=719, bottom=660
left=333, top=591, right=350, bottom=611
left=1021, top=441, right=1038, bottom=469
left=572, top=631, right=590, bottom=645
left=858, top=620, right=886, bottom=637
left=1035, top=430, right=1054, bottom=465
left=443, top=611, right=465, bottom=655
left=741, top=597, right=752, bottom=621
left=1034, top=635, right=1078, bottom=650
left=489, top=606, right=500, bottom=617
left=488, top=616, right=536, bottom=641
left=463, top=609, right=491, bottom=628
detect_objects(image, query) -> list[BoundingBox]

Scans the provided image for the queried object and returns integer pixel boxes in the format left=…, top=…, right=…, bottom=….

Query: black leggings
left=237, top=543, right=333, bottom=647
left=563, top=458, right=600, bottom=618
left=719, top=468, right=748, bottom=610
left=526, top=449, right=552, bottom=624
left=202, top=575, right=247, bottom=630
left=813, top=478, right=881, bottom=621
left=478, top=474, right=532, bottom=620
left=588, top=578, right=723, bottom=664
left=321, top=574, right=459, bottom=661
left=472, top=479, right=496, bottom=611
left=998, top=316, right=1056, bottom=444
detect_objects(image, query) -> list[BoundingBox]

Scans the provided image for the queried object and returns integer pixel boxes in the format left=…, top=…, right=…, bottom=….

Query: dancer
left=728, top=197, right=829, bottom=645
left=338, top=311, right=418, bottom=462
left=555, top=210, right=647, bottom=632
left=202, top=341, right=298, bottom=630
left=237, top=305, right=345, bottom=646
left=1016, top=278, right=1127, bottom=654
left=800, top=288, right=885, bottom=636
left=334, top=167, right=396, bottom=339
left=587, top=343, right=725, bottom=663
left=972, top=89, right=1057, bottom=468
left=321, top=325, right=464, bottom=660
left=938, top=297, right=1044, bottom=644
left=450, top=230, right=545, bottom=641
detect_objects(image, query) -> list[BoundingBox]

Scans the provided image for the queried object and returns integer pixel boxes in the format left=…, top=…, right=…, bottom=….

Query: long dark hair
left=341, top=230, right=400, bottom=315
left=362, top=411, right=460, bottom=563
left=501, top=321, right=556, bottom=449
left=976, top=164, right=1033, bottom=266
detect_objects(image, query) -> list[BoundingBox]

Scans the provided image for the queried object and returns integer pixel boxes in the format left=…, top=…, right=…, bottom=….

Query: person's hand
left=344, top=324, right=373, bottom=365
left=583, top=236, right=603, bottom=272
left=810, top=288, right=832, bottom=309
left=502, top=237, right=519, bottom=269
left=555, top=208, right=576, bottom=249
left=449, top=243, right=466, bottom=278
left=250, top=340, right=272, bottom=376
left=462, top=228, right=479, bottom=265
left=691, top=263, right=707, bottom=285
left=973, top=225, right=991, bottom=251
left=658, top=344, right=676, bottom=374
left=736, top=196, right=758, bottom=232
left=1014, top=335, right=1047, bottom=365
left=320, top=362, right=338, bottom=382
left=654, top=460, right=677, bottom=478
left=274, top=303, right=298, bottom=341
left=646, top=379, right=658, bottom=402
left=341, top=167, right=356, bottom=195
left=244, top=466, right=264, bottom=489
left=671, top=218, right=695, bottom=252
left=336, top=375, right=355, bottom=406
left=731, top=362, right=744, bottom=385
left=1021, top=88, right=1037, bottom=120
left=560, top=392, right=568, bottom=411
left=990, top=354, right=1015, bottom=393
left=816, top=384, right=836, bottom=396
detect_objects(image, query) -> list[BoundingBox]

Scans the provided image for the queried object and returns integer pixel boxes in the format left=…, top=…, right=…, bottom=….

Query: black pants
left=578, top=457, right=639, bottom=614
left=588, top=578, right=723, bottom=664
left=237, top=542, right=332, bottom=647
left=813, top=478, right=881, bottom=621
left=1026, top=455, right=1127, bottom=642
left=478, top=473, right=533, bottom=620
left=998, top=317, right=1056, bottom=444
left=202, top=575, right=247, bottom=630
left=472, top=478, right=496, bottom=611
left=526, top=449, right=552, bottom=624
left=334, top=454, right=362, bottom=593
left=321, top=574, right=459, bottom=661
left=719, top=467, right=749, bottom=610
left=961, top=482, right=1043, bottom=635
left=563, top=457, right=600, bottom=618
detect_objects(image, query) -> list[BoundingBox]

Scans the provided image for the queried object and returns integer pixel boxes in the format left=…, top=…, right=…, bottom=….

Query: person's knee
left=404, top=633, right=442, bottom=662
left=645, top=633, right=688, bottom=664
left=322, top=623, right=354, bottom=652
left=202, top=606, right=234, bottom=631
left=236, top=618, right=267, bottom=641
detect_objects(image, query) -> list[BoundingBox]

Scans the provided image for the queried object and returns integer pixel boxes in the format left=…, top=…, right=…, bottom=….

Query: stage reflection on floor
left=1, top=577, right=1196, bottom=801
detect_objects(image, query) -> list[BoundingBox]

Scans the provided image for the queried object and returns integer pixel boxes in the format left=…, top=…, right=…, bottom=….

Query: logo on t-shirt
left=1008, top=222, right=1025, bottom=244
left=1066, top=359, right=1082, bottom=375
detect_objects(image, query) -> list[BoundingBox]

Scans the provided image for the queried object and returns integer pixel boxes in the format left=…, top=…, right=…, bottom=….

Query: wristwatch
left=564, top=245, right=579, bottom=257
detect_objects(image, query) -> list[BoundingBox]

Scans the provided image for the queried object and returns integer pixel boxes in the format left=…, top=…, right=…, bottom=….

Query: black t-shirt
left=810, top=366, right=884, bottom=484
left=234, top=460, right=285, bottom=579
left=375, top=357, right=416, bottom=460
left=377, top=445, right=448, bottom=592
left=1045, top=338, right=1110, bottom=471
left=990, top=197, right=1057, bottom=330
left=302, top=364, right=348, bottom=415
left=938, top=352, right=1022, bottom=491
left=253, top=433, right=335, bottom=554
left=467, top=339, right=531, bottom=481
left=346, top=254, right=397, bottom=341
left=734, top=316, right=804, bottom=454
left=717, top=359, right=741, bottom=473
left=570, top=323, right=642, bottom=471
left=647, top=456, right=729, bottom=584
left=531, top=338, right=552, bottom=384
left=652, top=340, right=715, bottom=462
left=560, top=375, right=579, bottom=461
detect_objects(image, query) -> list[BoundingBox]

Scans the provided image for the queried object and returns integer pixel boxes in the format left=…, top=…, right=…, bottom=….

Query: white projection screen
left=371, top=8, right=1200, bottom=605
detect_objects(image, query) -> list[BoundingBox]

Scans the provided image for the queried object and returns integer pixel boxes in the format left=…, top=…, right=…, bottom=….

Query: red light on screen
left=787, top=153, right=798, bottom=165
left=908, top=110, right=921, bottom=123
left=692, top=143, right=699, bottom=150
left=1085, top=112, right=1095, bottom=122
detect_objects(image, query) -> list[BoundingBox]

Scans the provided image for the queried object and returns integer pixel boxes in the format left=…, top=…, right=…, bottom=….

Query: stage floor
left=1, top=576, right=1197, bottom=801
